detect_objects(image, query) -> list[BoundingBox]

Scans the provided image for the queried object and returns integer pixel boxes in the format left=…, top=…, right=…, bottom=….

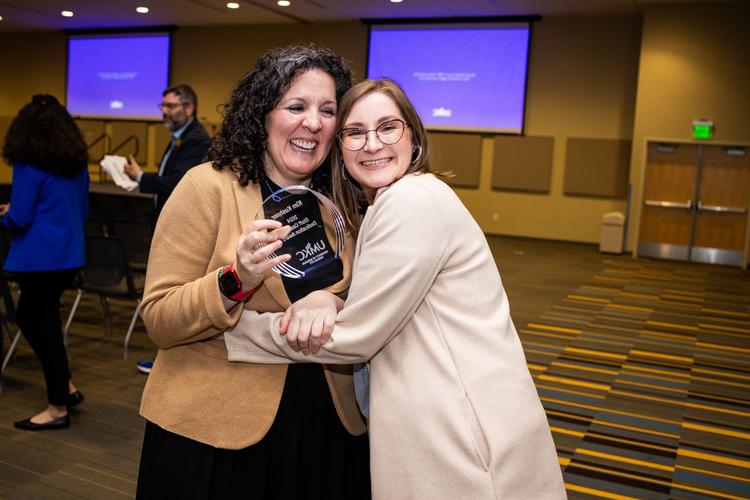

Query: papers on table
left=100, top=155, right=139, bottom=191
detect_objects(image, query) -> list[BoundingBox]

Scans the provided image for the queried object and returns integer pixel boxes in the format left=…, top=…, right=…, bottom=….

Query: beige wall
left=0, top=31, right=66, bottom=181
left=628, top=3, right=750, bottom=252
left=0, top=31, right=67, bottom=114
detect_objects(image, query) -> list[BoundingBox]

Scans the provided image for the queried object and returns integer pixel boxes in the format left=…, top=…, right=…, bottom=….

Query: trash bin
left=600, top=212, right=625, bottom=254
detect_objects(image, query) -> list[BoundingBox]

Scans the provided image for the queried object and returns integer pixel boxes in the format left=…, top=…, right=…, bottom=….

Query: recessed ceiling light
left=0, top=15, right=4, bottom=21
left=390, top=0, right=403, bottom=3
left=61, top=10, right=74, bottom=17
left=136, top=6, right=149, bottom=14
left=277, top=0, right=290, bottom=6
left=227, top=2, right=240, bottom=8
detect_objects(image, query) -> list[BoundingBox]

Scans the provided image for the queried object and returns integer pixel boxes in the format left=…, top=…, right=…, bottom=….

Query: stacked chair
left=65, top=194, right=153, bottom=360
left=0, top=270, right=21, bottom=394
left=68, top=235, right=145, bottom=359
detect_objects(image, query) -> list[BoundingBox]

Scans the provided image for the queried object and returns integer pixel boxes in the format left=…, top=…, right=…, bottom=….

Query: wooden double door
left=638, top=141, right=750, bottom=267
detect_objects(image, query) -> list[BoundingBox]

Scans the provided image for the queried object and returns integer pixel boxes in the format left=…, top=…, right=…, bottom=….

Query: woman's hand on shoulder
left=280, top=291, right=344, bottom=355
left=235, top=219, right=292, bottom=291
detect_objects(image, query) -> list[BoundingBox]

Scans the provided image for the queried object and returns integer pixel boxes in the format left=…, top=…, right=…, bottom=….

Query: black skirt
left=136, top=364, right=370, bottom=500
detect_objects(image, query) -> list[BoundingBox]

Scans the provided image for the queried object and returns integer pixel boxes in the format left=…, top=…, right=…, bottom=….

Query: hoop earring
left=341, top=167, right=349, bottom=181
left=411, top=145, right=423, bottom=165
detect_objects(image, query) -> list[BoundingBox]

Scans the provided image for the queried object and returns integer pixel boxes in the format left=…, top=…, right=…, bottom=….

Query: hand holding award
left=254, top=185, right=345, bottom=279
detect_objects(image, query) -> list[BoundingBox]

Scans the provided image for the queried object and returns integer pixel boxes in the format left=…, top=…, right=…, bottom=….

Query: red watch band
left=219, top=264, right=260, bottom=302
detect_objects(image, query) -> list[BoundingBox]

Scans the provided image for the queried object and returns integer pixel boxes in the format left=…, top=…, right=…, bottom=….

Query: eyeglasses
left=157, top=102, right=186, bottom=110
left=338, top=119, right=407, bottom=151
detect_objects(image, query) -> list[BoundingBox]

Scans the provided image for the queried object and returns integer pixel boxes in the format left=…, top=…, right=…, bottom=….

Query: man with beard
left=124, top=85, right=210, bottom=375
left=124, top=84, right=211, bottom=219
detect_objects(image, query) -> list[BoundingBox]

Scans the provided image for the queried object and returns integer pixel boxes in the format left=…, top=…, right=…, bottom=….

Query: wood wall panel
left=429, top=132, right=481, bottom=188
left=492, top=136, right=553, bottom=193
left=565, top=138, right=630, bottom=197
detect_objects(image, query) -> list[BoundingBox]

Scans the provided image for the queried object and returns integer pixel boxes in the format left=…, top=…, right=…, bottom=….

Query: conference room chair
left=93, top=193, right=132, bottom=225
left=107, top=218, right=152, bottom=274
left=66, top=235, right=144, bottom=360
left=63, top=215, right=146, bottom=347
left=84, top=216, right=106, bottom=237
left=0, top=226, right=21, bottom=394
left=94, top=193, right=153, bottom=229
left=62, top=214, right=106, bottom=345
left=62, top=272, right=84, bottom=347
left=0, top=272, right=21, bottom=395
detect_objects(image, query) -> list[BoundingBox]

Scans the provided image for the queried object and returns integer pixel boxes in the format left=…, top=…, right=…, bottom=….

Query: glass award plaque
left=255, top=185, right=345, bottom=279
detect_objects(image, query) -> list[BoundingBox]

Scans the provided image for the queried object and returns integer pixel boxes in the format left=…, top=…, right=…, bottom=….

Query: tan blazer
left=226, top=174, right=566, bottom=499
left=139, top=162, right=366, bottom=449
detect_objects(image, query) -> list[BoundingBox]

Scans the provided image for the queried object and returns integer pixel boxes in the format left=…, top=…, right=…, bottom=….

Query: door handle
left=644, top=199, right=692, bottom=209
left=697, top=201, right=748, bottom=214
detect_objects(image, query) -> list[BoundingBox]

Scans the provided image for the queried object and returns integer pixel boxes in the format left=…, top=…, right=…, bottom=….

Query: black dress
left=136, top=181, right=370, bottom=500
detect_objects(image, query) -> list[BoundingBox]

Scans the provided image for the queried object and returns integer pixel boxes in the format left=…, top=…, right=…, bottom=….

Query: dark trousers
left=15, top=269, right=78, bottom=406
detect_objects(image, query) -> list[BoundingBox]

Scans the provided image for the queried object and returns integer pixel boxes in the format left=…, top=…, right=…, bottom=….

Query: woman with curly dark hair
left=135, top=45, right=370, bottom=499
left=1, top=94, right=88, bottom=431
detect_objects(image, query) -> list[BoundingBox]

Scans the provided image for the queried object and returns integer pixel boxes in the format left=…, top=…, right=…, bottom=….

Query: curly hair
left=207, top=44, right=352, bottom=192
left=2, top=94, right=88, bottom=177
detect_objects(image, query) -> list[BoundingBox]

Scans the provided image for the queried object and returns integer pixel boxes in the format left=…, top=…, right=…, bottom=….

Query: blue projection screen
left=368, top=24, right=531, bottom=134
left=67, top=34, right=170, bottom=120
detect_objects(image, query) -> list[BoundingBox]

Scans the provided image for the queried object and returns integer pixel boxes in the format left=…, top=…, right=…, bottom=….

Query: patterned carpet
left=519, top=258, right=750, bottom=499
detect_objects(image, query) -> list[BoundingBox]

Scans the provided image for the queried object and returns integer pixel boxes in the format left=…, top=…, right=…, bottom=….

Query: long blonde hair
left=331, top=79, right=449, bottom=236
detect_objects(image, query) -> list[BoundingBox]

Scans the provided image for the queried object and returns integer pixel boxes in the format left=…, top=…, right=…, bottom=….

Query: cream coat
left=226, top=173, right=566, bottom=499
left=139, top=162, right=365, bottom=448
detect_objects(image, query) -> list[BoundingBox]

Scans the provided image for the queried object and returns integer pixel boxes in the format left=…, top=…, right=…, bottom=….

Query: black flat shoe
left=67, top=390, right=85, bottom=407
left=14, top=414, right=70, bottom=431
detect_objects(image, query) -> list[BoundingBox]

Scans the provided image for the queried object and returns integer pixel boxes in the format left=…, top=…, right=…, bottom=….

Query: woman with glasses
left=225, top=79, right=566, bottom=499
left=135, top=45, right=369, bottom=499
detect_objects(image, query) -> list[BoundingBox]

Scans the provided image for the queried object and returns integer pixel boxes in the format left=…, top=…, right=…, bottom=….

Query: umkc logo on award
left=296, top=240, right=327, bottom=261
left=273, top=203, right=330, bottom=267
left=256, top=186, right=344, bottom=278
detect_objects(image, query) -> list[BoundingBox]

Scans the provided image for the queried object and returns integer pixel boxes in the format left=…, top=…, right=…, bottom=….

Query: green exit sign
left=692, top=120, right=714, bottom=140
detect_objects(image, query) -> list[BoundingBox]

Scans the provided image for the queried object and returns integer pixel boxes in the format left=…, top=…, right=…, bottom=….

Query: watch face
left=219, top=270, right=241, bottom=296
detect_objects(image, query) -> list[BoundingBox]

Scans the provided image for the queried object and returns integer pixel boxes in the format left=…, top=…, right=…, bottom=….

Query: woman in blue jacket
left=1, top=94, right=89, bottom=430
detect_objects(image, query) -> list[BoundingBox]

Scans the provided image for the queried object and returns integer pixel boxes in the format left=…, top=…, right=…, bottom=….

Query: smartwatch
left=218, top=264, right=259, bottom=302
